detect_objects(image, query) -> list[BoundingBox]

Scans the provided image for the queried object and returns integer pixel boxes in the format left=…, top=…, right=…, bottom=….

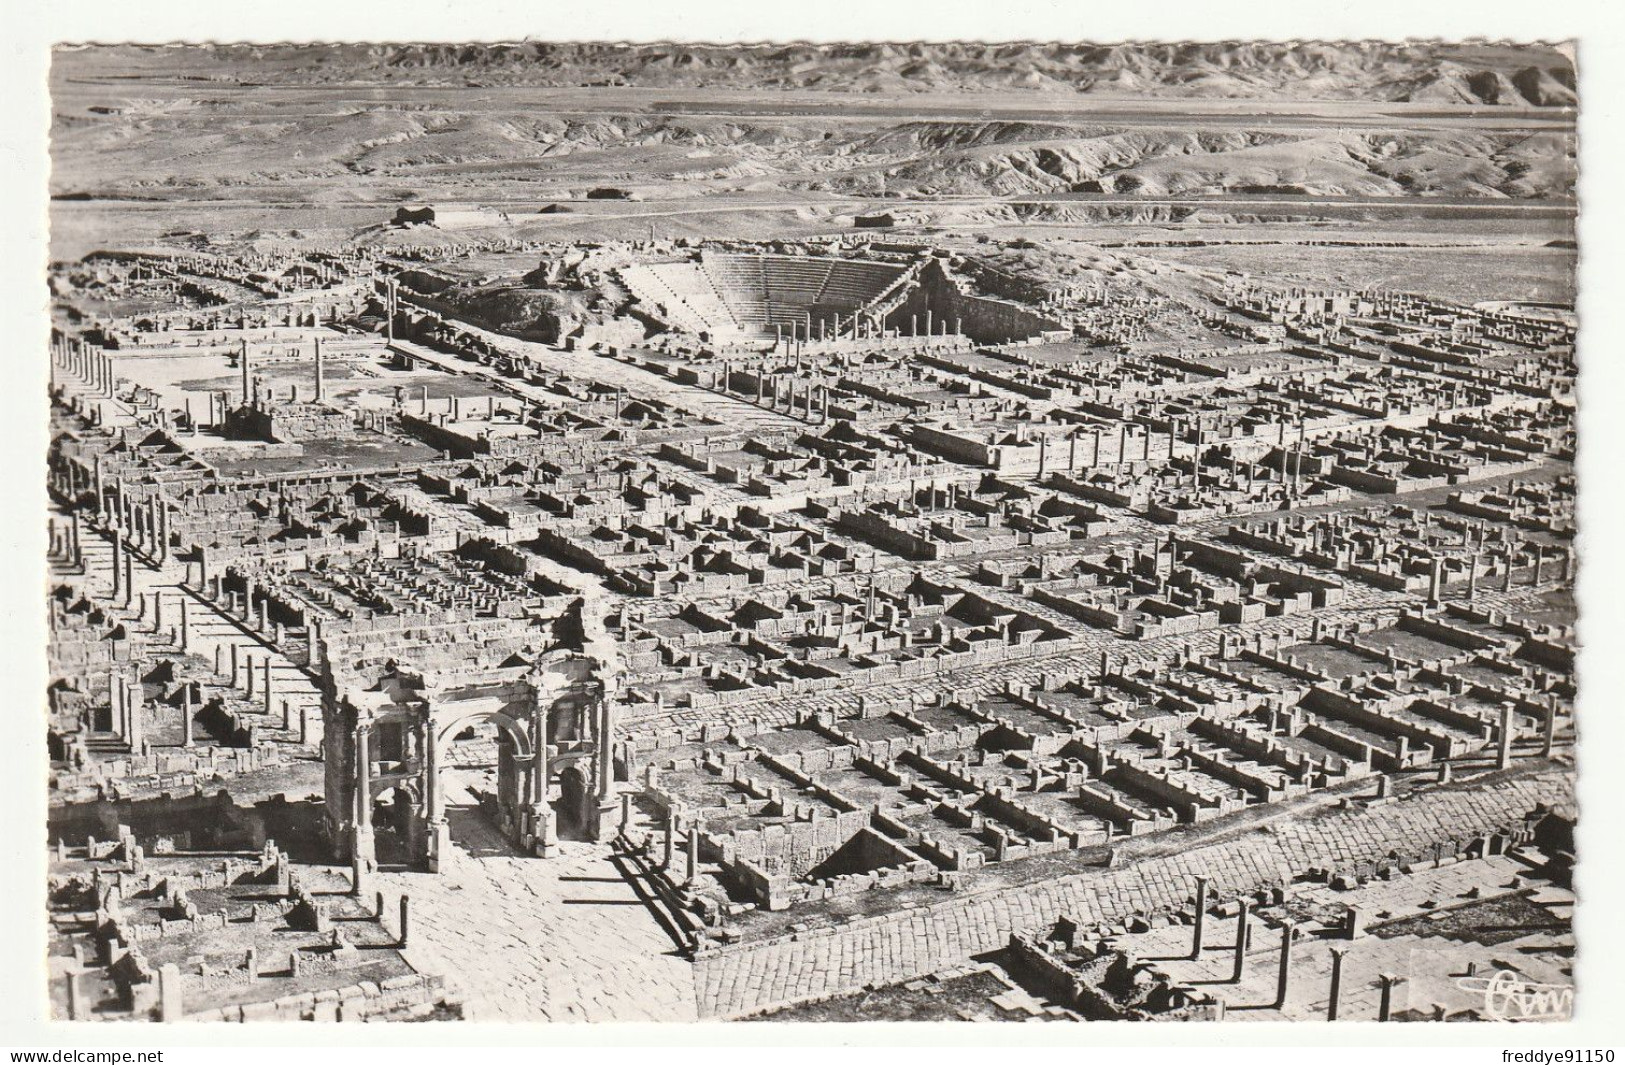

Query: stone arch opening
left=370, top=782, right=423, bottom=868
left=329, top=655, right=614, bottom=873
left=430, top=710, right=536, bottom=861
left=555, top=763, right=593, bottom=842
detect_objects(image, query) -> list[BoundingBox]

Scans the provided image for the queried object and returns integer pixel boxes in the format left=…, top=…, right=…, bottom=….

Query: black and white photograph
left=8, top=5, right=1619, bottom=1048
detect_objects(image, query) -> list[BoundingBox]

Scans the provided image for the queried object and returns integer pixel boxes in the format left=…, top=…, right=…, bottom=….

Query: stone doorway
left=427, top=709, right=539, bottom=869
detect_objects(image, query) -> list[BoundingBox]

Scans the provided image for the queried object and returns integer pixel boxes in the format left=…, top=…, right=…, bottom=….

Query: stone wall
left=885, top=261, right=1066, bottom=346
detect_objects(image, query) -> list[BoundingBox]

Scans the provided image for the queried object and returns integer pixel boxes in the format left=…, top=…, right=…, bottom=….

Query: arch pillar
left=351, top=722, right=378, bottom=877
left=527, top=678, right=556, bottom=856
left=428, top=704, right=540, bottom=863
left=425, top=718, right=451, bottom=871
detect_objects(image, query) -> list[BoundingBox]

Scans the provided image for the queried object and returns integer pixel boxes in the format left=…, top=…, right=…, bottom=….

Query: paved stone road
left=371, top=782, right=698, bottom=1022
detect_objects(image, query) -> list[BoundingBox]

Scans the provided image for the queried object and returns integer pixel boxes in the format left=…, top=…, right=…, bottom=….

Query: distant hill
left=47, top=42, right=1577, bottom=212
left=54, top=41, right=1577, bottom=108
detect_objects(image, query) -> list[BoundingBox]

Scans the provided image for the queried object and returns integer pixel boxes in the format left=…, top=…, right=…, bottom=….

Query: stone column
left=425, top=721, right=449, bottom=871
left=126, top=677, right=144, bottom=752
left=64, top=970, right=82, bottom=1020
left=352, top=723, right=376, bottom=870
left=1273, top=919, right=1295, bottom=1009
left=1189, top=876, right=1209, bottom=960
left=181, top=683, right=194, bottom=748
left=349, top=847, right=370, bottom=897
left=1497, top=701, right=1515, bottom=770
left=158, top=963, right=184, bottom=1022
left=1327, top=946, right=1346, bottom=1021
left=597, top=698, right=614, bottom=799
left=1378, top=973, right=1401, bottom=1021
left=109, top=674, right=123, bottom=740
left=111, top=531, right=125, bottom=603
left=1231, top=900, right=1250, bottom=983
left=531, top=684, right=553, bottom=856
left=308, top=617, right=323, bottom=673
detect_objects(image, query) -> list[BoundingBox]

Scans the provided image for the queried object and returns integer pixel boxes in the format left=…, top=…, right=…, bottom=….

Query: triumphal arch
left=321, top=651, right=614, bottom=873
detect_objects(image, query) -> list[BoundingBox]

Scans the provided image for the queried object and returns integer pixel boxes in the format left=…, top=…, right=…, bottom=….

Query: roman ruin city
left=39, top=39, right=1581, bottom=1026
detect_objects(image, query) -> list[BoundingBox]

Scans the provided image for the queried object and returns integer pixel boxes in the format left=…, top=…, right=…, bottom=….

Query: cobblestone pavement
left=371, top=783, right=698, bottom=1023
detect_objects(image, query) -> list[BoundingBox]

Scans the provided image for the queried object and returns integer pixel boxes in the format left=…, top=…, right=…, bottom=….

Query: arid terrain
left=51, top=41, right=1574, bottom=307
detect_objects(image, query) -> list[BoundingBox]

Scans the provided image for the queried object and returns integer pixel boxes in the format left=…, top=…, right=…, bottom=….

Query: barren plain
left=52, top=41, right=1573, bottom=308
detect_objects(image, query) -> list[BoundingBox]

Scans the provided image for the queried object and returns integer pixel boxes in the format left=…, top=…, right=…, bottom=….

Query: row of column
left=1185, top=877, right=1408, bottom=1019
left=47, top=514, right=85, bottom=571
left=107, top=485, right=173, bottom=565
left=767, top=310, right=964, bottom=349
left=749, top=373, right=832, bottom=423
left=51, top=335, right=117, bottom=398
left=232, top=338, right=328, bottom=408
